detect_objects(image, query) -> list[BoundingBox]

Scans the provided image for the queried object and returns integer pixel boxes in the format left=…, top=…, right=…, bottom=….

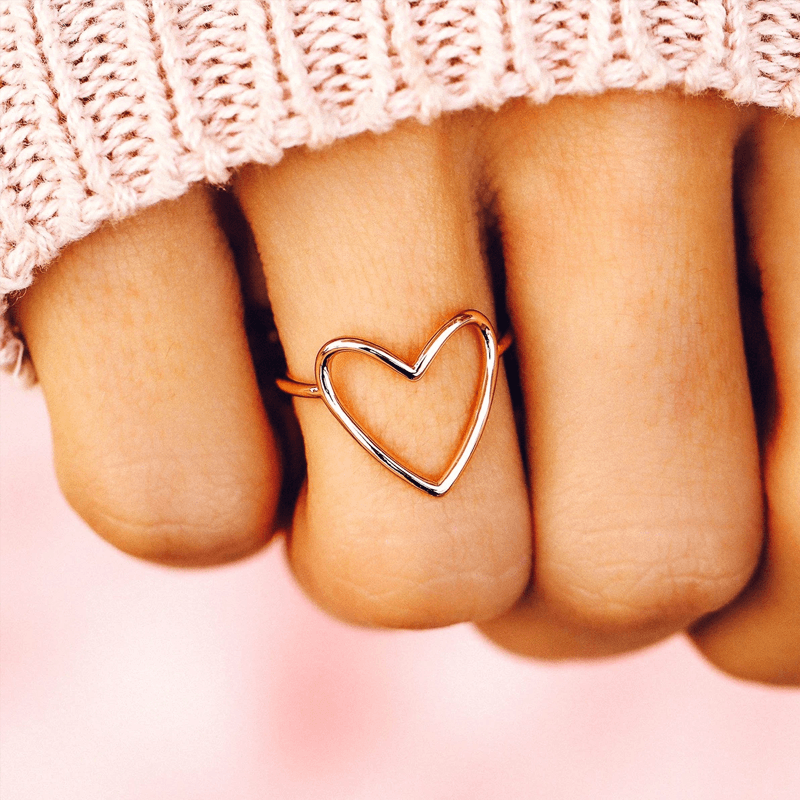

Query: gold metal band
left=276, top=327, right=513, bottom=399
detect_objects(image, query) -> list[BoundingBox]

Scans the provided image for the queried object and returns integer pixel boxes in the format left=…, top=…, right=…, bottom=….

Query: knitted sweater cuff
left=3, top=0, right=800, bottom=381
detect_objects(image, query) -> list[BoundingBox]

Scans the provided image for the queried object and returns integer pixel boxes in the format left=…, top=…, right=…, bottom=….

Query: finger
left=692, top=111, right=800, bottom=685
left=14, top=186, right=281, bottom=566
left=235, top=117, right=531, bottom=628
left=480, top=92, right=763, bottom=657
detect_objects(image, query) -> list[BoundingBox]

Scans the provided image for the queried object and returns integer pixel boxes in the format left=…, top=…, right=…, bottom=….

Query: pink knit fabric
left=2, top=0, right=800, bottom=381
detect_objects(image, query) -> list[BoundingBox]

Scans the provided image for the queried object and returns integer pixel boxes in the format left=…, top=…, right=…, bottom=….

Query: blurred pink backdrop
left=2, top=377, right=799, bottom=800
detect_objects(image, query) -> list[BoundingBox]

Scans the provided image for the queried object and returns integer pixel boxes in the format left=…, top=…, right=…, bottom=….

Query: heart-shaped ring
left=276, top=310, right=512, bottom=496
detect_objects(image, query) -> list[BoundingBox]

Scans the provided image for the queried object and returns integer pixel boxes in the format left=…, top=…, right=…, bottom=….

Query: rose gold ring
left=276, top=310, right=513, bottom=497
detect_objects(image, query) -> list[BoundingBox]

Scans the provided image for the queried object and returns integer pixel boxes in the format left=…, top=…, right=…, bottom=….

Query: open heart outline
left=315, top=310, right=500, bottom=497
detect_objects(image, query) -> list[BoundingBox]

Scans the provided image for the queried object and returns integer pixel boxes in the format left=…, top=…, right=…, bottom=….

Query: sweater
left=2, top=0, right=800, bottom=383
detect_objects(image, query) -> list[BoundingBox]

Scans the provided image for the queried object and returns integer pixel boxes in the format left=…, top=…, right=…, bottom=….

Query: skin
left=11, top=90, right=800, bottom=684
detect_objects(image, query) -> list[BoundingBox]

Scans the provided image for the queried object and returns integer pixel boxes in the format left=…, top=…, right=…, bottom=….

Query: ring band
left=276, top=326, right=513, bottom=398
left=276, top=310, right=512, bottom=496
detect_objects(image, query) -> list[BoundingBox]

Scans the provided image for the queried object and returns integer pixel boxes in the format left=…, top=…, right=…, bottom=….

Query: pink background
left=2, top=378, right=799, bottom=799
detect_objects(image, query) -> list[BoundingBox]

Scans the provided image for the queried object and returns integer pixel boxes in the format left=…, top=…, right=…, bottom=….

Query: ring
left=276, top=310, right=513, bottom=497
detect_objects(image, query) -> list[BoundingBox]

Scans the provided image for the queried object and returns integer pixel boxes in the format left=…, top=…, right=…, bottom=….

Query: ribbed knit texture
left=2, top=0, right=800, bottom=380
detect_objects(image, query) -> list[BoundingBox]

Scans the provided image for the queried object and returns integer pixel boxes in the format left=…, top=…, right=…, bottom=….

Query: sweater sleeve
left=2, top=0, right=799, bottom=382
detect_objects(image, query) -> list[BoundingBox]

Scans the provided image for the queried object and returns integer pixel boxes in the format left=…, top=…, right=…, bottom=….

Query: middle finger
left=481, top=92, right=764, bottom=657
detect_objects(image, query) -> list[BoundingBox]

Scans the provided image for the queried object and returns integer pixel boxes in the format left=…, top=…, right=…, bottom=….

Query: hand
left=12, top=90, right=799, bottom=684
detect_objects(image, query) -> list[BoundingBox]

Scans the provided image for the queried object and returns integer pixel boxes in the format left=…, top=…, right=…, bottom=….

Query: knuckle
left=542, top=522, right=759, bottom=633
left=689, top=440, right=800, bottom=687
left=296, top=513, right=530, bottom=629
left=363, top=559, right=527, bottom=629
left=57, top=450, right=276, bottom=566
left=693, top=635, right=800, bottom=687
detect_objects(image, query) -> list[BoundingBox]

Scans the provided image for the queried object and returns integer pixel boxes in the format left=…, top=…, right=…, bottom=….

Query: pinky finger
left=692, top=111, right=800, bottom=685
